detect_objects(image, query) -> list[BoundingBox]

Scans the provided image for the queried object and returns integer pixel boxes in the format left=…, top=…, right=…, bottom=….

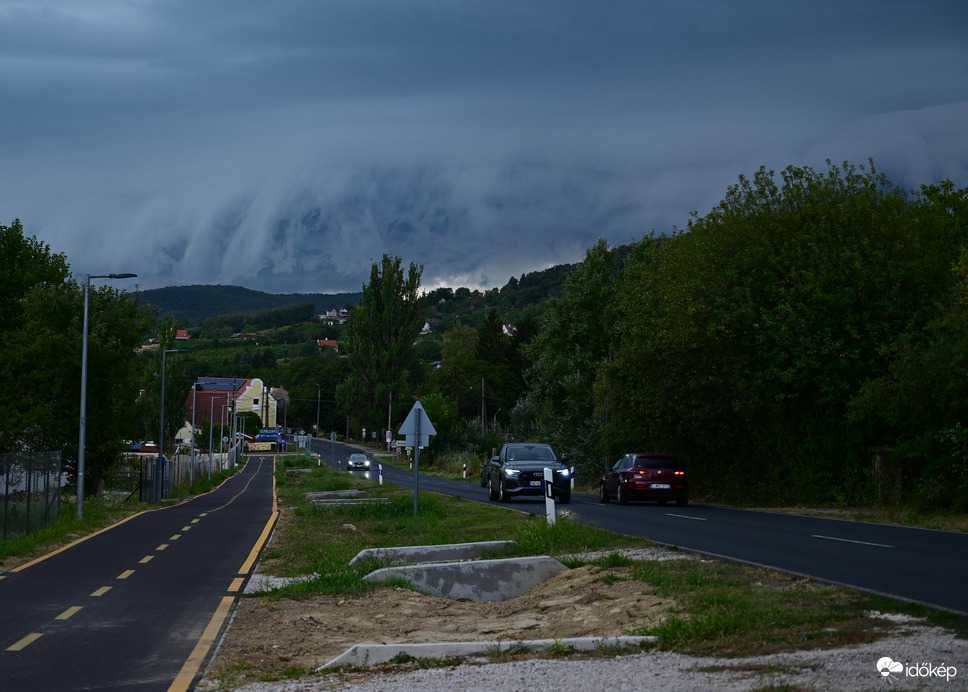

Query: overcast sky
left=3, top=1, right=966, bottom=294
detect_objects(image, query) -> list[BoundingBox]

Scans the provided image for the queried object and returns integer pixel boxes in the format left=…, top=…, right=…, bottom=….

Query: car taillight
left=674, top=470, right=685, bottom=476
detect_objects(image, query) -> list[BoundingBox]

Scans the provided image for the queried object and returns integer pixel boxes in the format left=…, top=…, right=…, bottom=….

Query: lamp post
left=77, top=272, right=137, bottom=519
left=156, top=348, right=188, bottom=502
left=190, top=382, right=198, bottom=488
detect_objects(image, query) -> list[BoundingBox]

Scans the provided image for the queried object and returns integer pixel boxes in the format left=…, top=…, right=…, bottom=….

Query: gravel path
left=224, top=614, right=965, bottom=692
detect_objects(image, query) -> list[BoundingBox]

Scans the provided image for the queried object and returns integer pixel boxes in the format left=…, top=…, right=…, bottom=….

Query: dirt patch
left=207, top=564, right=672, bottom=679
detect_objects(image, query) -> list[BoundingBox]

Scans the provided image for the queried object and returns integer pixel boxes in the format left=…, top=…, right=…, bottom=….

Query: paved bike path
left=0, top=455, right=277, bottom=692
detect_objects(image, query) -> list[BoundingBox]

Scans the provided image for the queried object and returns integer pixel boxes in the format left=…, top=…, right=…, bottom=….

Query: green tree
left=847, top=181, right=968, bottom=507
left=517, top=238, right=620, bottom=476
left=605, top=162, right=967, bottom=503
left=337, top=256, right=424, bottom=430
left=0, top=219, right=70, bottom=330
left=140, top=316, right=193, bottom=463
left=0, top=220, right=155, bottom=492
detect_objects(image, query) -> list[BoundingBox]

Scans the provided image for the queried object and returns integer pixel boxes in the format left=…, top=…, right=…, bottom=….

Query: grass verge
left=265, top=454, right=967, bottom=660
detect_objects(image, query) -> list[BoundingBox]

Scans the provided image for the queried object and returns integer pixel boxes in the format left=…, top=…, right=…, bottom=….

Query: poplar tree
left=338, top=255, right=424, bottom=429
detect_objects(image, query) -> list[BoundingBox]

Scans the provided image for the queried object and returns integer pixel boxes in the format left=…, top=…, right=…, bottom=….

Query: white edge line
left=811, top=534, right=894, bottom=548
left=666, top=513, right=707, bottom=521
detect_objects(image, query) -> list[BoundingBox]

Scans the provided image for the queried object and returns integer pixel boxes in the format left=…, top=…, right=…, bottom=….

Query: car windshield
left=634, top=456, right=680, bottom=470
left=507, top=445, right=555, bottom=462
left=350, top=454, right=367, bottom=461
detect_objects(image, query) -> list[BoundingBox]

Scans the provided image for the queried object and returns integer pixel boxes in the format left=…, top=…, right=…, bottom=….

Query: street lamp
left=190, top=382, right=198, bottom=489
left=77, top=272, right=137, bottom=519
left=156, top=348, right=188, bottom=502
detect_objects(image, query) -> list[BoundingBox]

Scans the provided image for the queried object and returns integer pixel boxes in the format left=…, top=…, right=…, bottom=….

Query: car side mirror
left=491, top=456, right=500, bottom=464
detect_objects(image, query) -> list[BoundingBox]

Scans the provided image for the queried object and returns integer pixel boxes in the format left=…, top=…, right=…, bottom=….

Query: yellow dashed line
left=56, top=606, right=83, bottom=620
left=139, top=556, right=154, bottom=564
left=199, top=512, right=208, bottom=517
left=157, top=544, right=169, bottom=551
left=181, top=526, right=191, bottom=532
left=191, top=519, right=200, bottom=524
left=228, top=577, right=245, bottom=592
left=91, top=586, right=112, bottom=597
left=170, top=534, right=181, bottom=541
left=7, top=633, right=43, bottom=651
left=118, top=570, right=135, bottom=580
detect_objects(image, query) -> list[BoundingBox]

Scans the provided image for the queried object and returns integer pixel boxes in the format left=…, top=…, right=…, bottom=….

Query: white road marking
left=811, top=534, right=894, bottom=548
left=666, top=513, right=707, bottom=521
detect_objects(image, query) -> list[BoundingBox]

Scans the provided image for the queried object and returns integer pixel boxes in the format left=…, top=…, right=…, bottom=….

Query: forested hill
left=137, top=259, right=583, bottom=327
left=137, top=285, right=363, bottom=325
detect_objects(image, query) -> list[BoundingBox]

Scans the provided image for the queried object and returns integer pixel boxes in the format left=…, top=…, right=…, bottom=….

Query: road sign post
left=398, top=401, right=436, bottom=516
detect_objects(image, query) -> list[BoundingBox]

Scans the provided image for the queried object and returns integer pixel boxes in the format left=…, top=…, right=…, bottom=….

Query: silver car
left=348, top=453, right=370, bottom=470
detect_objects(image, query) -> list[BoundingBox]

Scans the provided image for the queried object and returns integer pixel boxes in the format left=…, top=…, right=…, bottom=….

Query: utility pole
left=316, top=384, right=320, bottom=435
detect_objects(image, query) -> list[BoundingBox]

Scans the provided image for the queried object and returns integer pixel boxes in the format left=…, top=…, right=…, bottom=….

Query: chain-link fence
left=1, top=451, right=63, bottom=541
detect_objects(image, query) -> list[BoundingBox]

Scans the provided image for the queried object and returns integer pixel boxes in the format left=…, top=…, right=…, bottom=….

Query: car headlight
left=556, top=468, right=570, bottom=477
left=364, top=460, right=370, bottom=468
left=504, top=469, right=520, bottom=477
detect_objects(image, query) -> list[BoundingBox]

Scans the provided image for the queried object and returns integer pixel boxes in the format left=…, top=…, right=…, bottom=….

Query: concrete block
left=363, top=555, right=568, bottom=602
left=349, top=540, right=518, bottom=567
left=311, top=498, right=390, bottom=507
left=303, top=490, right=369, bottom=500
left=318, top=636, right=658, bottom=669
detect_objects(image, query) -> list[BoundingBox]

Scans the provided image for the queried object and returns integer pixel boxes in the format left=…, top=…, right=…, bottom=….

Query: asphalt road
left=313, top=440, right=968, bottom=616
left=0, top=454, right=277, bottom=692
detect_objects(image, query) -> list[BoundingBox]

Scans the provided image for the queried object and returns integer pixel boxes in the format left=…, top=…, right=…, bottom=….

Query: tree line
left=342, top=161, right=968, bottom=509
left=4, top=159, right=967, bottom=510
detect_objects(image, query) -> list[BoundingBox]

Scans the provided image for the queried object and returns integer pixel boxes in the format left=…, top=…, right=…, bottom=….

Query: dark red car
left=599, top=453, right=688, bottom=506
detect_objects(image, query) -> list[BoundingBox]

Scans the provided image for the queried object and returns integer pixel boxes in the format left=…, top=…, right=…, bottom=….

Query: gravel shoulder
left=214, top=613, right=966, bottom=692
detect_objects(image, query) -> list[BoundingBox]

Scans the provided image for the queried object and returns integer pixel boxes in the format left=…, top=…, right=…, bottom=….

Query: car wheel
left=676, top=496, right=689, bottom=507
left=499, top=477, right=511, bottom=502
left=487, top=476, right=498, bottom=501
left=480, top=470, right=488, bottom=487
left=599, top=484, right=609, bottom=503
left=616, top=484, right=629, bottom=505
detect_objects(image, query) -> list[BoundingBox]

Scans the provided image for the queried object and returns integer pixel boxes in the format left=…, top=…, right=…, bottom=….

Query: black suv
left=486, top=443, right=573, bottom=504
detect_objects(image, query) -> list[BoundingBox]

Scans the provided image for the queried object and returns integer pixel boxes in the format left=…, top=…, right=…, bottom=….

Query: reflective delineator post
left=379, top=463, right=383, bottom=485
left=462, top=463, right=467, bottom=478
left=544, top=467, right=556, bottom=526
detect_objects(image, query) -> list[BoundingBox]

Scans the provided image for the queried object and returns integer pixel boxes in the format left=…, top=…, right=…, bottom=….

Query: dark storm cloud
left=1, top=0, right=966, bottom=293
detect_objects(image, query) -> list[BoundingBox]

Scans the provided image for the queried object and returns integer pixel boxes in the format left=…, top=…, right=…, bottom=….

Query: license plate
left=529, top=481, right=542, bottom=486
left=650, top=483, right=671, bottom=489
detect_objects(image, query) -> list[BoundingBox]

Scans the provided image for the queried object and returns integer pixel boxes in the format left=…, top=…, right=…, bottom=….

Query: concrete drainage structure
left=250, top=539, right=656, bottom=669
left=318, top=636, right=659, bottom=669
left=349, top=540, right=517, bottom=567
left=363, top=555, right=569, bottom=603
left=304, top=490, right=390, bottom=507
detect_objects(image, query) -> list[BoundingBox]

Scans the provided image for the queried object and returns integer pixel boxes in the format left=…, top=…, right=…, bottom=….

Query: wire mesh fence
left=1, top=451, right=63, bottom=541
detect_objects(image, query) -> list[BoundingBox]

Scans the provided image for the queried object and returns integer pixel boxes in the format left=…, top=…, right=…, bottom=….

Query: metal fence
left=136, top=445, right=241, bottom=502
left=1, top=451, right=63, bottom=541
